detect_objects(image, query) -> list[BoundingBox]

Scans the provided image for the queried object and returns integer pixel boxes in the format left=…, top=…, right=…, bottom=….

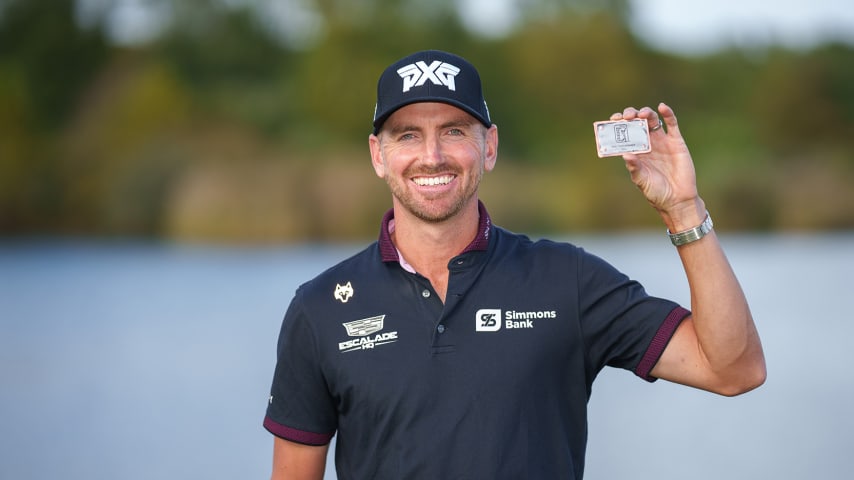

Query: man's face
left=369, top=102, right=498, bottom=223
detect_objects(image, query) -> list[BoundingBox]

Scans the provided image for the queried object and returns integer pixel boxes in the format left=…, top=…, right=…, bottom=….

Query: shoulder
left=288, top=241, right=410, bottom=331
left=491, top=226, right=583, bottom=260
left=295, top=242, right=381, bottom=302
left=489, top=226, right=624, bottom=281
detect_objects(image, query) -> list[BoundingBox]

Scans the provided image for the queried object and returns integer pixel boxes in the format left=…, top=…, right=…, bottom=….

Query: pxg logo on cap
left=397, top=61, right=461, bottom=93
left=372, top=50, right=492, bottom=134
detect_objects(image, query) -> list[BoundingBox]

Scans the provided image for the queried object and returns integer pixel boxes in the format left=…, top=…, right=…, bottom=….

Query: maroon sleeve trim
left=263, top=416, right=334, bottom=446
left=635, top=306, right=691, bottom=382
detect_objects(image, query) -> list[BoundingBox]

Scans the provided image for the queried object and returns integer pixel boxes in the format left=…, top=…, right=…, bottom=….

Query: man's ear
left=484, top=124, right=499, bottom=172
left=369, top=134, right=385, bottom=178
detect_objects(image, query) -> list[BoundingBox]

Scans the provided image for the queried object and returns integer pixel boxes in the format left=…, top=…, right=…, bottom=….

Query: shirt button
left=437, top=324, right=446, bottom=334
left=421, top=289, right=431, bottom=298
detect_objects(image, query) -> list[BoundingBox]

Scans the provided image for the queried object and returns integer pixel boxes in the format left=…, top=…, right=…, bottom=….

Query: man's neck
left=390, top=201, right=481, bottom=301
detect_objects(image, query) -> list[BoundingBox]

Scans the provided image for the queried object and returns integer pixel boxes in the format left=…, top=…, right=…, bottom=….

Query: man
left=264, top=50, right=765, bottom=479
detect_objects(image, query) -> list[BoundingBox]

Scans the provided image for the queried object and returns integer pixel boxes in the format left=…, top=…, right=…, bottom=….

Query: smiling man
left=264, top=50, right=765, bottom=480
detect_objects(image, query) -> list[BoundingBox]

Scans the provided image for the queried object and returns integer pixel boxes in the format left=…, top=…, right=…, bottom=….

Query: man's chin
left=408, top=199, right=471, bottom=224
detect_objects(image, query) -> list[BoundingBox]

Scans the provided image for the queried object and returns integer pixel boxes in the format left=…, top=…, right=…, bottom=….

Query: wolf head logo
left=334, top=282, right=354, bottom=303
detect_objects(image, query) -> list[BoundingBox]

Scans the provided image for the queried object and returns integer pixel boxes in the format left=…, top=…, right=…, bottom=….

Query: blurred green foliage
left=1, top=0, right=853, bottom=242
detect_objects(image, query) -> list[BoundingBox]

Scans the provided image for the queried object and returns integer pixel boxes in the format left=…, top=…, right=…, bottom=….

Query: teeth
left=414, top=175, right=454, bottom=186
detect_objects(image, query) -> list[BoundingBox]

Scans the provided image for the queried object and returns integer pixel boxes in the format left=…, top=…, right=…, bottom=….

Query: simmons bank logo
left=475, top=309, right=502, bottom=332
left=476, top=308, right=557, bottom=331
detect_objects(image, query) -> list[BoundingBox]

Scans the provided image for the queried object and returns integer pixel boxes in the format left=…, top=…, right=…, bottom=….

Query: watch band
left=667, top=211, right=713, bottom=246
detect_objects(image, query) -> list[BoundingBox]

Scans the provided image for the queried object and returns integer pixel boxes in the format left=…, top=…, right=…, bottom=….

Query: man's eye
left=448, top=128, right=464, bottom=136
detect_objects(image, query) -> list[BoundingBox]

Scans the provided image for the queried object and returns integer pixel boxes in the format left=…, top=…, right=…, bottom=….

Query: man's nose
left=421, top=134, right=444, bottom=165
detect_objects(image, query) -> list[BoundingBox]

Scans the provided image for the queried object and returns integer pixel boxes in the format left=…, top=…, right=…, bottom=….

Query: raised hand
left=610, top=103, right=703, bottom=228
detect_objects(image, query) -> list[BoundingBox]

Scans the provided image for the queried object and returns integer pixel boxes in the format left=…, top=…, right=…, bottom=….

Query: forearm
left=665, top=200, right=766, bottom=393
left=271, top=437, right=329, bottom=480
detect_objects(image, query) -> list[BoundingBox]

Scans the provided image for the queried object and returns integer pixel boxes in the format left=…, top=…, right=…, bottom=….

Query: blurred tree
left=751, top=44, right=854, bottom=154
left=0, top=0, right=109, bottom=131
left=1, top=0, right=852, bottom=239
left=157, top=0, right=286, bottom=84
left=56, top=54, right=192, bottom=234
left=151, top=0, right=295, bottom=136
left=0, top=63, right=39, bottom=230
left=492, top=12, right=646, bottom=161
left=0, top=0, right=109, bottom=232
left=288, top=0, right=479, bottom=146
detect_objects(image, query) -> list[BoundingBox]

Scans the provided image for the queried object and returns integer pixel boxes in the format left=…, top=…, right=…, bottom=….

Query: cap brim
left=373, top=97, right=491, bottom=135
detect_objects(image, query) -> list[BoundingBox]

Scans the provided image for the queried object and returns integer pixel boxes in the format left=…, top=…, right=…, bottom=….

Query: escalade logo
left=339, top=315, right=398, bottom=353
left=343, top=315, right=385, bottom=337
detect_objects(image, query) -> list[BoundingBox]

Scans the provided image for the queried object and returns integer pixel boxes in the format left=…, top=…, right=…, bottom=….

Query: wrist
left=658, top=198, right=706, bottom=233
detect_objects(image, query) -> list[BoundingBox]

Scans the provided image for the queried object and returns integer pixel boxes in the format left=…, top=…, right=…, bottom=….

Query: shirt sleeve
left=264, top=289, right=337, bottom=445
left=576, top=248, right=690, bottom=382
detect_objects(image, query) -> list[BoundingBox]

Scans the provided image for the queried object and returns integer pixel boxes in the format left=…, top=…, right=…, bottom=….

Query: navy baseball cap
left=372, top=50, right=492, bottom=134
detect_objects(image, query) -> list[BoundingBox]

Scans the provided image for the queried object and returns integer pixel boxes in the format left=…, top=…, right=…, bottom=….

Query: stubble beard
left=385, top=162, right=484, bottom=224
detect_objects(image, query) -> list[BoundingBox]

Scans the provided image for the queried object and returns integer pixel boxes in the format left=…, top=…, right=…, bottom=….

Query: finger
left=621, top=107, right=639, bottom=120
left=622, top=156, right=645, bottom=183
left=622, top=155, right=641, bottom=170
left=657, top=102, right=679, bottom=134
left=635, top=106, right=664, bottom=133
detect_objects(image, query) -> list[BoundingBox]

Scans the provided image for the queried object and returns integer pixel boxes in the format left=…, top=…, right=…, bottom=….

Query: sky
left=461, top=0, right=854, bottom=55
left=79, top=0, right=854, bottom=55
left=627, top=0, right=854, bottom=54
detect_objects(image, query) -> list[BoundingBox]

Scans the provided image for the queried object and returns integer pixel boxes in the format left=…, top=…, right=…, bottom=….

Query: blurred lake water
left=1, top=232, right=852, bottom=479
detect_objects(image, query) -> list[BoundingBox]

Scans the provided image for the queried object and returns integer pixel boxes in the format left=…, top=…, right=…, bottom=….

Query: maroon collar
left=379, top=201, right=492, bottom=263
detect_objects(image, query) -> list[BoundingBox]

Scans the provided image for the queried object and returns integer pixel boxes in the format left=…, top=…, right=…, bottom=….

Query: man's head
left=369, top=50, right=498, bottom=224
left=372, top=50, right=492, bottom=135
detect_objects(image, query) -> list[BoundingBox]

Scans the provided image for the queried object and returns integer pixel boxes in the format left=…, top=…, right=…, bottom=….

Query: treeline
left=1, top=0, right=853, bottom=242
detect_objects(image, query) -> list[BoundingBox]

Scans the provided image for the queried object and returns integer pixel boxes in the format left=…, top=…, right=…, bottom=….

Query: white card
left=593, top=118, right=652, bottom=157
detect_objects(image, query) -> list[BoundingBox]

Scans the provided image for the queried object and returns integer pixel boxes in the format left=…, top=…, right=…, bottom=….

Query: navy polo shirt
left=265, top=202, right=689, bottom=479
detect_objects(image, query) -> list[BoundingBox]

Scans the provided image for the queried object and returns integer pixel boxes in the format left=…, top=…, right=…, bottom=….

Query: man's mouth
left=413, top=175, right=455, bottom=186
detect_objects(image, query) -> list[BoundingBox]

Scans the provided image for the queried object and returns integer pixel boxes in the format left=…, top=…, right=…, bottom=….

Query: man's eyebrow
left=386, top=123, right=421, bottom=136
left=385, top=115, right=477, bottom=136
left=440, top=117, right=478, bottom=129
